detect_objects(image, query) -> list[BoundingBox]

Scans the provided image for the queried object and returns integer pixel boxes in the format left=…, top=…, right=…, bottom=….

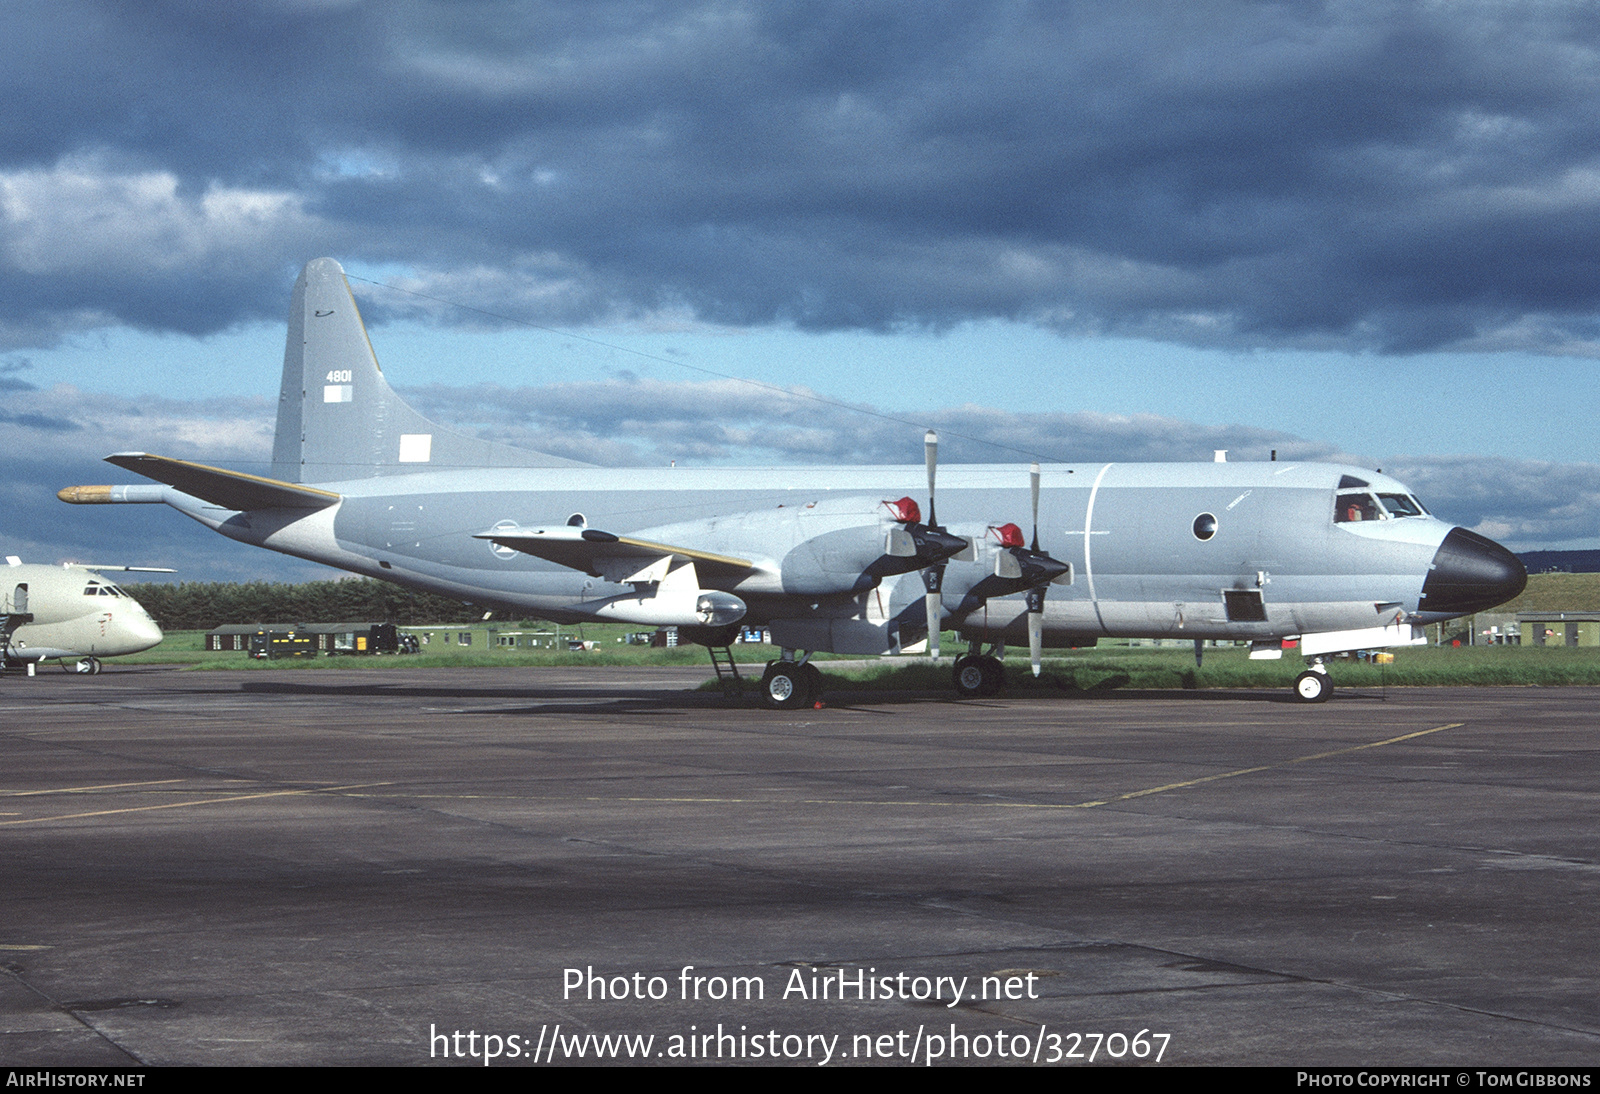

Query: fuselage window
left=1193, top=513, right=1218, bottom=541
left=1335, top=493, right=1382, bottom=523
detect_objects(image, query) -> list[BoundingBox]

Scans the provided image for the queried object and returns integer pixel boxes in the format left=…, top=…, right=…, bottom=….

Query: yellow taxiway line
left=0, top=782, right=393, bottom=827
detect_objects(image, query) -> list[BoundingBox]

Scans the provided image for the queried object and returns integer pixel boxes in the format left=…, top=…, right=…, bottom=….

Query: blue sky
left=20, top=315, right=1600, bottom=466
left=4, top=1, right=1600, bottom=579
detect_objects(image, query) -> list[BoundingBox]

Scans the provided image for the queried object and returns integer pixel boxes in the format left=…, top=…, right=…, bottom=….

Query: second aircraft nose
left=114, top=613, right=165, bottom=655
left=1418, top=527, right=1527, bottom=616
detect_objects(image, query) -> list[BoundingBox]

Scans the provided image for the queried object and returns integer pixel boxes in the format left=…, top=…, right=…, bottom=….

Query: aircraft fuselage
left=155, top=458, right=1499, bottom=645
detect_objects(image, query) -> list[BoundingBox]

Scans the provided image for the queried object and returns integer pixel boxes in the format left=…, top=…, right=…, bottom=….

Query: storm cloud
left=4, top=1, right=1600, bottom=353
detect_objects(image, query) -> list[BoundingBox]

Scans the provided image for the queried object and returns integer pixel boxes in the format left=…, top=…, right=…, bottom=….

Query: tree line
left=123, top=579, right=485, bottom=631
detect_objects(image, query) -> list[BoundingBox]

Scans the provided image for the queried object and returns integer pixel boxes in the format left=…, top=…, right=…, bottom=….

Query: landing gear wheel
left=953, top=656, right=984, bottom=698
left=74, top=657, right=101, bottom=675
left=761, top=661, right=817, bottom=710
left=1293, top=670, right=1331, bottom=703
left=952, top=654, right=1005, bottom=698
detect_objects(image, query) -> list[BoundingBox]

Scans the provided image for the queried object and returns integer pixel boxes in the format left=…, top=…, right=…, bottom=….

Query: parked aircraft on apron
left=60, top=260, right=1524, bottom=705
left=2, top=558, right=167, bottom=674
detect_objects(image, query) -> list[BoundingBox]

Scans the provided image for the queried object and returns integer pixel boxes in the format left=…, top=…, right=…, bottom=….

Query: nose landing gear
left=1292, top=659, right=1330, bottom=703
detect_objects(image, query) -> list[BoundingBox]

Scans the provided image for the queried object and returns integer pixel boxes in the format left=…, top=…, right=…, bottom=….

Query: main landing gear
left=73, top=657, right=102, bottom=675
left=952, top=653, right=1005, bottom=698
left=952, top=640, right=1008, bottom=698
left=760, top=657, right=822, bottom=710
left=1292, top=659, right=1331, bottom=703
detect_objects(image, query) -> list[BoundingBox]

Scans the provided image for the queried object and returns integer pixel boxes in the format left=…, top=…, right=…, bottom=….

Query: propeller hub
left=913, top=525, right=969, bottom=563
left=1018, top=551, right=1072, bottom=586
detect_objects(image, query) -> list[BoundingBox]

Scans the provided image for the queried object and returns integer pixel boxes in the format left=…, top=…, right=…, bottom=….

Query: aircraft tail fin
left=271, top=258, right=584, bottom=483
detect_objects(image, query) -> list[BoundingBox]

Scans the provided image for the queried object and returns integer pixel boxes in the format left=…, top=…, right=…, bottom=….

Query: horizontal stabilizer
left=66, top=564, right=176, bottom=573
left=475, top=524, right=754, bottom=583
left=103, top=453, right=341, bottom=511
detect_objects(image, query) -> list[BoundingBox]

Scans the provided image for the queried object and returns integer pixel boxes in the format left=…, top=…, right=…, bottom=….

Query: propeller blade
left=924, top=430, right=939, bottom=528
left=921, top=563, right=944, bottom=661
left=1026, top=585, right=1045, bottom=677
left=1030, top=461, right=1041, bottom=553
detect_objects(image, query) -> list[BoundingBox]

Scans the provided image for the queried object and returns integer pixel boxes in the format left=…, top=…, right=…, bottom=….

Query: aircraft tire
left=760, top=661, right=816, bottom=710
left=1292, top=670, right=1331, bottom=703
left=953, top=655, right=1005, bottom=698
left=953, top=656, right=984, bottom=697
left=74, top=657, right=100, bottom=675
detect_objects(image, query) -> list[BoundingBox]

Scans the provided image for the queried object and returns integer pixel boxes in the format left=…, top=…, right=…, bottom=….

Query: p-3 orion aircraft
left=60, top=259, right=1525, bottom=706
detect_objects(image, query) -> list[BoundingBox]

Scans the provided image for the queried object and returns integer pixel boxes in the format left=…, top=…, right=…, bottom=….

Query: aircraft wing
left=475, top=525, right=755, bottom=584
left=102, top=454, right=341, bottom=511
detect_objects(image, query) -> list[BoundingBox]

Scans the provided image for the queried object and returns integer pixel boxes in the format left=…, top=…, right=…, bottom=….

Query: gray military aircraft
left=59, top=258, right=1525, bottom=705
left=2, top=558, right=167, bottom=674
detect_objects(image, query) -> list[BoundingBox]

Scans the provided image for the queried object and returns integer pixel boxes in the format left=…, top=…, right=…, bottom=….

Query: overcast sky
left=5, top=0, right=1600, bottom=579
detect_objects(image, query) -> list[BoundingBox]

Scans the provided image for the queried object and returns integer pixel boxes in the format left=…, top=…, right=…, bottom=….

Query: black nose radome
left=1419, top=527, right=1527, bottom=616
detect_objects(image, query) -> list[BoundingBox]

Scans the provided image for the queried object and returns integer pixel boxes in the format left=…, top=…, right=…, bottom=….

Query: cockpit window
left=1378, top=493, right=1424, bottom=518
left=1336, top=491, right=1431, bottom=522
left=83, top=584, right=100, bottom=596
left=1336, top=493, right=1382, bottom=522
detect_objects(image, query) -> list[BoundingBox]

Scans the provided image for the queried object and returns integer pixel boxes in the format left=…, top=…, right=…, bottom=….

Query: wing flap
left=104, top=453, right=341, bottom=511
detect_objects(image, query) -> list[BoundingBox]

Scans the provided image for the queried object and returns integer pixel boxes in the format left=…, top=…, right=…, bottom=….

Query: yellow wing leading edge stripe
left=613, top=536, right=754, bottom=570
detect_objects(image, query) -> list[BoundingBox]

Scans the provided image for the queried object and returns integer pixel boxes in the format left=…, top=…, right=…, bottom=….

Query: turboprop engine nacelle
left=779, top=521, right=960, bottom=595
left=635, top=496, right=969, bottom=598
